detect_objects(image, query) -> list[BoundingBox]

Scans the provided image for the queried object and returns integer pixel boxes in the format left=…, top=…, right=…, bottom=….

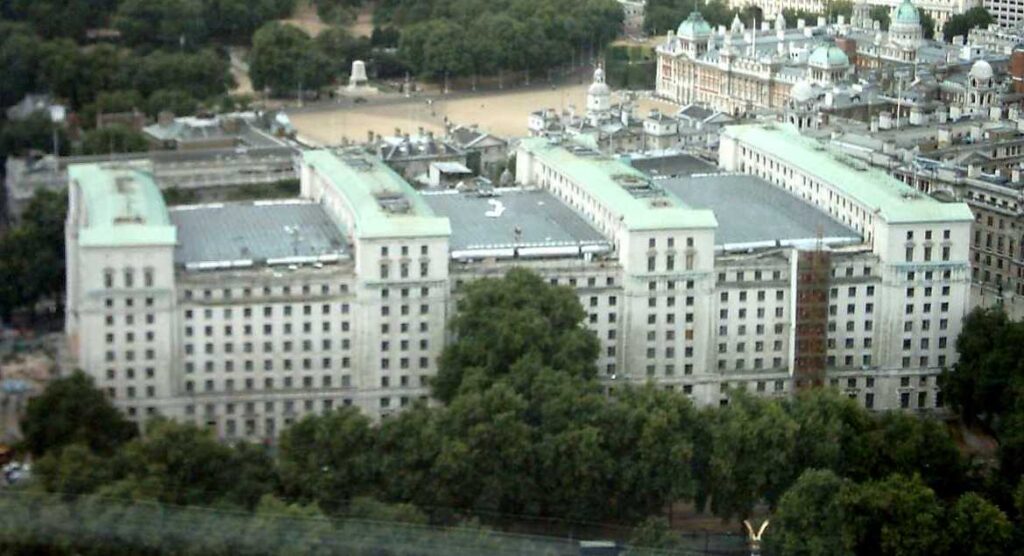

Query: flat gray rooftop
left=662, top=175, right=861, bottom=247
left=170, top=201, right=348, bottom=268
left=421, top=188, right=610, bottom=256
left=631, top=154, right=718, bottom=178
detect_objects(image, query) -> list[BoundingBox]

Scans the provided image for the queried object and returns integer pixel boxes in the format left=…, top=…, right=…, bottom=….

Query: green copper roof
left=808, top=43, right=850, bottom=68
left=677, top=11, right=712, bottom=40
left=302, top=150, right=451, bottom=240
left=894, top=0, right=920, bottom=25
left=722, top=124, right=975, bottom=225
left=518, top=137, right=717, bottom=232
left=69, top=163, right=176, bottom=247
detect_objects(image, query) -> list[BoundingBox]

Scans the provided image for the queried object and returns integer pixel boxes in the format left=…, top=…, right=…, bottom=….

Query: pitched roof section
left=518, top=137, right=717, bottom=232
left=722, top=124, right=974, bottom=224
left=302, top=150, right=451, bottom=240
left=69, top=162, right=176, bottom=247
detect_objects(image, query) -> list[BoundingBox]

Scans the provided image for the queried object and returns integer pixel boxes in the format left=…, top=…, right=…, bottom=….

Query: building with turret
left=729, top=0, right=979, bottom=30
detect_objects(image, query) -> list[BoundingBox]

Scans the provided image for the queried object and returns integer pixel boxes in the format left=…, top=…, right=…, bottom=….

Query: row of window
left=184, top=373, right=430, bottom=394
left=380, top=261, right=430, bottom=280
left=905, top=245, right=952, bottom=263
left=646, top=236, right=697, bottom=249
left=185, top=303, right=351, bottom=320
left=186, top=322, right=355, bottom=337
left=184, top=283, right=352, bottom=301
left=183, top=355, right=435, bottom=374
left=721, top=289, right=788, bottom=302
left=103, top=267, right=155, bottom=289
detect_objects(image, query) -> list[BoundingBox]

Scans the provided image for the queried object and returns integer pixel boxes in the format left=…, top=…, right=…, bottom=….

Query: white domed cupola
left=587, top=66, right=612, bottom=117
left=807, top=43, right=851, bottom=85
left=889, top=0, right=923, bottom=51
left=676, top=11, right=712, bottom=56
left=969, top=59, right=993, bottom=87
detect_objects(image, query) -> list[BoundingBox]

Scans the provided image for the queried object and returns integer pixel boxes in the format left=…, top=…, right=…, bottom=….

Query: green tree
left=82, top=90, right=145, bottom=126
left=704, top=391, right=798, bottom=518
left=78, top=125, right=149, bottom=155
left=919, top=10, right=935, bottom=39
left=203, top=0, right=297, bottom=44
left=869, top=6, right=891, bottom=30
left=600, top=385, right=699, bottom=521
left=824, top=0, right=853, bottom=20
left=945, top=492, right=1012, bottom=556
left=940, top=308, right=1022, bottom=427
left=854, top=412, right=966, bottom=497
left=838, top=474, right=948, bottom=556
left=0, top=23, right=44, bottom=107
left=145, top=89, right=199, bottom=118
left=7, top=0, right=119, bottom=40
left=346, top=496, right=428, bottom=524
left=17, top=188, right=67, bottom=306
left=430, top=382, right=536, bottom=516
left=277, top=406, right=377, bottom=512
left=134, top=49, right=231, bottom=99
left=0, top=113, right=68, bottom=159
left=250, top=22, right=331, bottom=95
left=374, top=404, right=445, bottom=510
left=113, top=0, right=208, bottom=48
left=781, top=8, right=821, bottom=27
left=33, top=443, right=117, bottom=497
left=109, top=419, right=241, bottom=506
left=785, top=389, right=874, bottom=477
left=0, top=228, right=50, bottom=319
left=768, top=469, right=852, bottom=556
left=941, top=7, right=993, bottom=41
left=432, top=268, right=600, bottom=403
left=223, top=442, right=280, bottom=510
left=628, top=516, right=679, bottom=551
left=21, top=371, right=138, bottom=457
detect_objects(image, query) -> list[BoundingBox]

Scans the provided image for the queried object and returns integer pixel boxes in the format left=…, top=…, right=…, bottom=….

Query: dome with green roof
left=808, top=44, right=850, bottom=69
left=677, top=11, right=712, bottom=40
left=894, top=0, right=920, bottom=25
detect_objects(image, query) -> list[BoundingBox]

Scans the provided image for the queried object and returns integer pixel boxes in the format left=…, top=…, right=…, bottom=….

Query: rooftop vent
left=115, top=176, right=134, bottom=193
left=341, top=154, right=373, bottom=171
left=376, top=192, right=412, bottom=214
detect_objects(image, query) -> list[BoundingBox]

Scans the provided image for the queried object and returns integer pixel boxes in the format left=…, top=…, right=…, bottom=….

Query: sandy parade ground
left=288, top=84, right=679, bottom=146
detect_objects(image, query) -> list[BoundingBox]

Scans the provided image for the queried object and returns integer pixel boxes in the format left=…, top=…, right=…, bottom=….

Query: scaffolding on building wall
left=793, top=233, right=830, bottom=390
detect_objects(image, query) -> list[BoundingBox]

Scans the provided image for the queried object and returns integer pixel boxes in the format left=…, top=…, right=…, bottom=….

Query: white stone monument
left=342, top=60, right=378, bottom=96
left=348, top=60, right=368, bottom=89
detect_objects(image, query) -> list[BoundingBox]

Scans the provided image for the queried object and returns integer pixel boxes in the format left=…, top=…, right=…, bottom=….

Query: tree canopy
left=383, top=0, right=622, bottom=78
left=941, top=7, right=994, bottom=41
left=432, top=268, right=600, bottom=403
left=21, top=371, right=138, bottom=457
left=0, top=188, right=68, bottom=319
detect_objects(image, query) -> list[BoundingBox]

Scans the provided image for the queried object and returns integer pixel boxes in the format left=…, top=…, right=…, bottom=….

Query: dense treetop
left=380, top=0, right=622, bottom=78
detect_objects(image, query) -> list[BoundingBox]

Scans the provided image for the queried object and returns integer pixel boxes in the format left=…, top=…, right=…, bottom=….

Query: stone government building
left=655, top=0, right=965, bottom=116
left=66, top=121, right=973, bottom=440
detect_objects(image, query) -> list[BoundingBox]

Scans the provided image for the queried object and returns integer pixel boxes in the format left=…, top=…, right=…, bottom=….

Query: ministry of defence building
left=66, top=123, right=974, bottom=440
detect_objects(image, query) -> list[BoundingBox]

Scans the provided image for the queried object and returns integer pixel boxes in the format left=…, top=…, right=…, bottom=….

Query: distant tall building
left=619, top=0, right=646, bottom=35
left=726, top=0, right=980, bottom=31
left=984, top=0, right=1024, bottom=29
